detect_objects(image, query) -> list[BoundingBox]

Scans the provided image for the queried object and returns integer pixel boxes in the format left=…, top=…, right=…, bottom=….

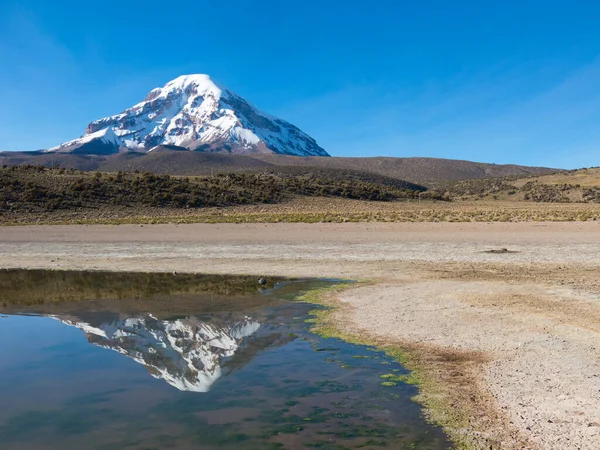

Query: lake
left=0, top=269, right=449, bottom=449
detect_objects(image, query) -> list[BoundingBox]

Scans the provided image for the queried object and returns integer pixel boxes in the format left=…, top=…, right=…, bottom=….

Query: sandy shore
left=1, top=222, right=600, bottom=449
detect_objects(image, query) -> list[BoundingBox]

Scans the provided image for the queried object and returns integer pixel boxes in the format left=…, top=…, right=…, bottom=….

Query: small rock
left=258, top=278, right=267, bottom=285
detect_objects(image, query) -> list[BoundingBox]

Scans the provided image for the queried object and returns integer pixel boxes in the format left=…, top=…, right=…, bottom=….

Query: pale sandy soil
left=1, top=222, right=600, bottom=449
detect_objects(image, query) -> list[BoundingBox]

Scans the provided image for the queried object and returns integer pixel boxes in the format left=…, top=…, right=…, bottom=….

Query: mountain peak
left=166, top=73, right=219, bottom=88
left=50, top=74, right=328, bottom=157
left=144, top=74, right=223, bottom=102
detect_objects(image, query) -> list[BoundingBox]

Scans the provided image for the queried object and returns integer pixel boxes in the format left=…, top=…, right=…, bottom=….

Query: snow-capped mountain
left=50, top=74, right=328, bottom=156
left=56, top=313, right=263, bottom=392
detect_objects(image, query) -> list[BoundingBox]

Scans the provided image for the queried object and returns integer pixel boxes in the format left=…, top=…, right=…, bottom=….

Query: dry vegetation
left=2, top=164, right=600, bottom=225
left=3, top=195, right=600, bottom=225
left=440, top=167, right=600, bottom=203
left=516, top=167, right=600, bottom=188
left=0, top=165, right=434, bottom=217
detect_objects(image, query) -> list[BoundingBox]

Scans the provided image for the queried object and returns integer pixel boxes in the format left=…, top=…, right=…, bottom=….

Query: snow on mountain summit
left=51, top=74, right=328, bottom=156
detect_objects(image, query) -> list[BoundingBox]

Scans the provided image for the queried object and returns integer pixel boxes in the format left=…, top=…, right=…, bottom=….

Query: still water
left=0, top=270, right=450, bottom=449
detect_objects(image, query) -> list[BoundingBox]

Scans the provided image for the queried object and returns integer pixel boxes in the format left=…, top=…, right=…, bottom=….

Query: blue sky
left=1, top=1, right=599, bottom=168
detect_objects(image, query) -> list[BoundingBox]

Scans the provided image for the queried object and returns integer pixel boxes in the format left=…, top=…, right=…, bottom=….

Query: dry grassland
left=3, top=196, right=600, bottom=225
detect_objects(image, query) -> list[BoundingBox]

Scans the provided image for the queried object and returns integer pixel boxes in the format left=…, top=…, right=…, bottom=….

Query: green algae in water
left=381, top=373, right=420, bottom=385
left=0, top=270, right=450, bottom=449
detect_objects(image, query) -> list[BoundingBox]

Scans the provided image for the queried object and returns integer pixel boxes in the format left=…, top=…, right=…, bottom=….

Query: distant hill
left=441, top=166, right=600, bottom=203
left=99, top=149, right=274, bottom=174
left=0, top=151, right=109, bottom=172
left=516, top=166, right=600, bottom=188
left=252, top=155, right=558, bottom=185
left=0, top=150, right=557, bottom=186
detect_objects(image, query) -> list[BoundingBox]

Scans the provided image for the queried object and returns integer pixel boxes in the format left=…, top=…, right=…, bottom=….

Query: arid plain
left=1, top=221, right=599, bottom=449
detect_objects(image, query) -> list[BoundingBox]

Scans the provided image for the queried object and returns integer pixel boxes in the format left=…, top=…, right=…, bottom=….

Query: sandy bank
left=1, top=222, right=599, bottom=449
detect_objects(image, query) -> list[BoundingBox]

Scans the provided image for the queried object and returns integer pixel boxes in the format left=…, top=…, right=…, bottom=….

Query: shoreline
left=296, top=282, right=524, bottom=449
left=1, top=222, right=600, bottom=449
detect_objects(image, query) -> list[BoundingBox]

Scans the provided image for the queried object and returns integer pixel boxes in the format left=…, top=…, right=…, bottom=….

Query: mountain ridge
left=0, top=151, right=558, bottom=186
left=48, top=74, right=328, bottom=157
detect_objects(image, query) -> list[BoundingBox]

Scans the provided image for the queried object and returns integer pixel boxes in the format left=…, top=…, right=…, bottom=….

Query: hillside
left=511, top=167, right=600, bottom=188
left=441, top=167, right=600, bottom=203
left=0, top=165, right=430, bottom=221
left=98, top=149, right=274, bottom=174
left=252, top=155, right=557, bottom=184
left=0, top=150, right=557, bottom=186
left=98, top=153, right=558, bottom=185
left=0, top=151, right=109, bottom=171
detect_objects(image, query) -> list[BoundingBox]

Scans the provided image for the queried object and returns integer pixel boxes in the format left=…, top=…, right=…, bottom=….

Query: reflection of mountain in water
left=56, top=314, right=264, bottom=392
